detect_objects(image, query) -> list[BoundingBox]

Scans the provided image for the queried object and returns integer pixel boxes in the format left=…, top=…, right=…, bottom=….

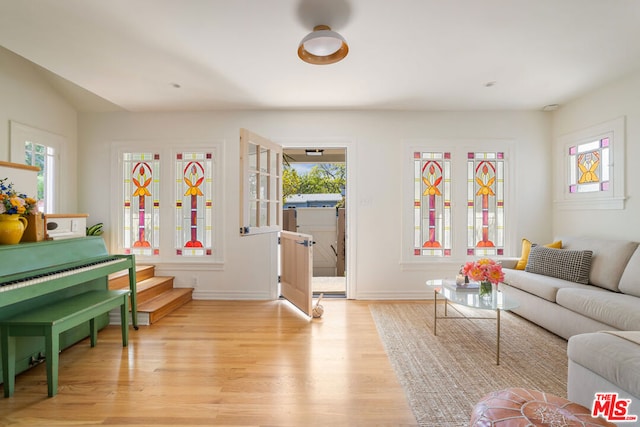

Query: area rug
left=370, top=303, right=568, bottom=427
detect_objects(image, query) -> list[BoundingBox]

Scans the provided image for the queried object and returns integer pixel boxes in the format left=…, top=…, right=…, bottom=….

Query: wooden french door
left=239, top=129, right=313, bottom=316
left=279, top=230, right=313, bottom=317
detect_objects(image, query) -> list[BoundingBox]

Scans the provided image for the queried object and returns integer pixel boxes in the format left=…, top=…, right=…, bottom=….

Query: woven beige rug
left=370, top=303, right=568, bottom=427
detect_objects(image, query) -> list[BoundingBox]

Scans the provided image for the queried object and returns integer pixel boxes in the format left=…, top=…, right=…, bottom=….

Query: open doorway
left=282, top=147, right=347, bottom=297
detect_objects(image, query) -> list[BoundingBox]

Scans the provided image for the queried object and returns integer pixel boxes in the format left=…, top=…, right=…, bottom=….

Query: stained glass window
left=568, top=137, right=609, bottom=194
left=413, top=151, right=451, bottom=257
left=467, top=151, right=505, bottom=256
left=175, top=152, right=213, bottom=256
left=123, top=152, right=161, bottom=256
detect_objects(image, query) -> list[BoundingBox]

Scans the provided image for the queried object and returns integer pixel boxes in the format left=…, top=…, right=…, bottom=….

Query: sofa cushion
left=502, top=268, right=594, bottom=302
left=515, top=238, right=562, bottom=270
left=568, top=332, right=640, bottom=398
left=525, top=246, right=592, bottom=284
left=619, top=246, right=640, bottom=297
left=560, top=236, right=638, bottom=291
left=556, top=288, right=640, bottom=331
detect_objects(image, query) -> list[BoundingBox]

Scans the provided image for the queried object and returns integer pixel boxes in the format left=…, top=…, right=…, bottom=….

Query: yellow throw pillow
left=515, top=238, right=562, bottom=270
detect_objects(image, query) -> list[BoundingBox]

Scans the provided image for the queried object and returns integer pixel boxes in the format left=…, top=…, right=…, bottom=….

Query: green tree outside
left=283, top=163, right=346, bottom=206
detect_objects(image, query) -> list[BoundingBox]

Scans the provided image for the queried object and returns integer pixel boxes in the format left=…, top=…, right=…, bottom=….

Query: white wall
left=0, top=47, right=78, bottom=213
left=0, top=45, right=557, bottom=300
left=78, top=110, right=552, bottom=299
left=552, top=70, right=640, bottom=241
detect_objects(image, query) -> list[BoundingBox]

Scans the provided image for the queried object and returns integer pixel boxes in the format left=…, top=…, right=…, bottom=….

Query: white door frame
left=276, top=138, right=356, bottom=299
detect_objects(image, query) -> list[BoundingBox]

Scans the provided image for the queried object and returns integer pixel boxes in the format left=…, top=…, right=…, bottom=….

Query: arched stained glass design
left=467, top=151, right=504, bottom=256
left=123, top=152, right=160, bottom=256
left=413, top=151, right=451, bottom=257
left=176, top=152, right=213, bottom=256
left=568, top=137, right=609, bottom=194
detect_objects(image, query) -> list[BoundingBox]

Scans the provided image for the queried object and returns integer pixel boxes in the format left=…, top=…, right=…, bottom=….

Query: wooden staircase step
left=108, top=264, right=193, bottom=325
left=109, top=265, right=155, bottom=290
left=135, top=276, right=175, bottom=305
left=137, top=288, right=194, bottom=324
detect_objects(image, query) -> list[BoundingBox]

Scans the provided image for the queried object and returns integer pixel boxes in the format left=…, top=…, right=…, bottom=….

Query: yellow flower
left=1, top=178, right=38, bottom=216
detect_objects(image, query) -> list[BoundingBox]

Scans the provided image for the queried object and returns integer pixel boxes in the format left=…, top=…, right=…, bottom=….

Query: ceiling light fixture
left=305, top=149, right=324, bottom=156
left=298, top=25, right=349, bottom=65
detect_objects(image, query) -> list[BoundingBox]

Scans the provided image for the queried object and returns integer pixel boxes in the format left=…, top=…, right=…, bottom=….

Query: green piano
left=0, top=237, right=137, bottom=384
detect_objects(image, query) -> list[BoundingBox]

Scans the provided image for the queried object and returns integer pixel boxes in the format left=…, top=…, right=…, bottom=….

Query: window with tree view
left=24, top=141, right=55, bottom=213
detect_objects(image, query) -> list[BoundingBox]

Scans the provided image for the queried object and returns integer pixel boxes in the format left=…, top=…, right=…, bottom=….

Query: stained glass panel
left=413, top=151, right=451, bottom=257
left=175, top=152, right=213, bottom=256
left=568, top=138, right=609, bottom=194
left=122, top=152, right=160, bottom=256
left=467, top=151, right=504, bottom=257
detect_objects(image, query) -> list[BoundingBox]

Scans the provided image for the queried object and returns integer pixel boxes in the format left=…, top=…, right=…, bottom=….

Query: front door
left=280, top=230, right=313, bottom=316
left=239, top=129, right=313, bottom=316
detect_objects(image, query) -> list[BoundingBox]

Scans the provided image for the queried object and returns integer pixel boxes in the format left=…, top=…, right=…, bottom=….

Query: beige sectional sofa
left=499, top=236, right=640, bottom=422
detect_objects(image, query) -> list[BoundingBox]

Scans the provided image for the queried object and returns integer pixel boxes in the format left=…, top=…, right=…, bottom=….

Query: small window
left=557, top=117, right=625, bottom=210
left=10, top=121, right=62, bottom=214
left=568, top=138, right=609, bottom=194
left=24, top=141, right=56, bottom=213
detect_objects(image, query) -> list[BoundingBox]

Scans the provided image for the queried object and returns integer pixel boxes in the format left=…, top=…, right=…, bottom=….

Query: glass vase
left=479, top=281, right=493, bottom=301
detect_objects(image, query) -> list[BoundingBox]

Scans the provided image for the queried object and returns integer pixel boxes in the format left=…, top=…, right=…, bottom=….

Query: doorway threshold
left=313, top=291, right=346, bottom=299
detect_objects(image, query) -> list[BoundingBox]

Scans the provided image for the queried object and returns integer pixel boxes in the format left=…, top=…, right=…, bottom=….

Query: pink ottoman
left=470, top=388, right=616, bottom=426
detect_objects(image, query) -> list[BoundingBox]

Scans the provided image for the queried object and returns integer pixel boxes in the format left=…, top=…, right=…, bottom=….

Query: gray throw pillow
left=525, top=245, right=593, bottom=284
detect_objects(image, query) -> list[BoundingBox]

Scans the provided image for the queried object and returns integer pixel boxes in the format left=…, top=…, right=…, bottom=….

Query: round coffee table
left=426, top=279, right=519, bottom=365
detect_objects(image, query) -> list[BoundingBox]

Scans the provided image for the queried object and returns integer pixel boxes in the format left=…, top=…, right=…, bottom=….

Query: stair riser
left=109, top=265, right=155, bottom=290
left=148, top=292, right=193, bottom=324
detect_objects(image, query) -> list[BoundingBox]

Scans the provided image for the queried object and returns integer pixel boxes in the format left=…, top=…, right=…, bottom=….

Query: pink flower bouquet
left=461, top=258, right=504, bottom=286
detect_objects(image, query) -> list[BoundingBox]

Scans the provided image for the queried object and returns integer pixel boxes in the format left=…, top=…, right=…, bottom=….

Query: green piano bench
left=1, top=289, right=130, bottom=398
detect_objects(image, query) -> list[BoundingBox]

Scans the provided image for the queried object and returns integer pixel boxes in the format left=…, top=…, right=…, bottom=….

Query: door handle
left=295, top=240, right=316, bottom=247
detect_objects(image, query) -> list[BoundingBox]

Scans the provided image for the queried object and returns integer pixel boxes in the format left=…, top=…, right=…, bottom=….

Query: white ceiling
left=1, top=0, right=640, bottom=113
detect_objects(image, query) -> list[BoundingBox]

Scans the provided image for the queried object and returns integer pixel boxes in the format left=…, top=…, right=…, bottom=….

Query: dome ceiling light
left=298, top=25, right=349, bottom=65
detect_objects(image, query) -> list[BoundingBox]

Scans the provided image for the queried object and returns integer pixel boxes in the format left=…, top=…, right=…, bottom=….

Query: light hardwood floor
left=0, top=299, right=419, bottom=427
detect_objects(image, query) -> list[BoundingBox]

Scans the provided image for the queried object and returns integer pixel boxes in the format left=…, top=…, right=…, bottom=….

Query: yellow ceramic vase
left=0, top=214, right=28, bottom=245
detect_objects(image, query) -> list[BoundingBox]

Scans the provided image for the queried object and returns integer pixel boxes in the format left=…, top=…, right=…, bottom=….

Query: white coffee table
left=426, top=279, right=519, bottom=365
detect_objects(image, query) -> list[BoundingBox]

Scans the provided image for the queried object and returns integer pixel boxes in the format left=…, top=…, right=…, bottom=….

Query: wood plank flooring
left=0, top=299, right=419, bottom=427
